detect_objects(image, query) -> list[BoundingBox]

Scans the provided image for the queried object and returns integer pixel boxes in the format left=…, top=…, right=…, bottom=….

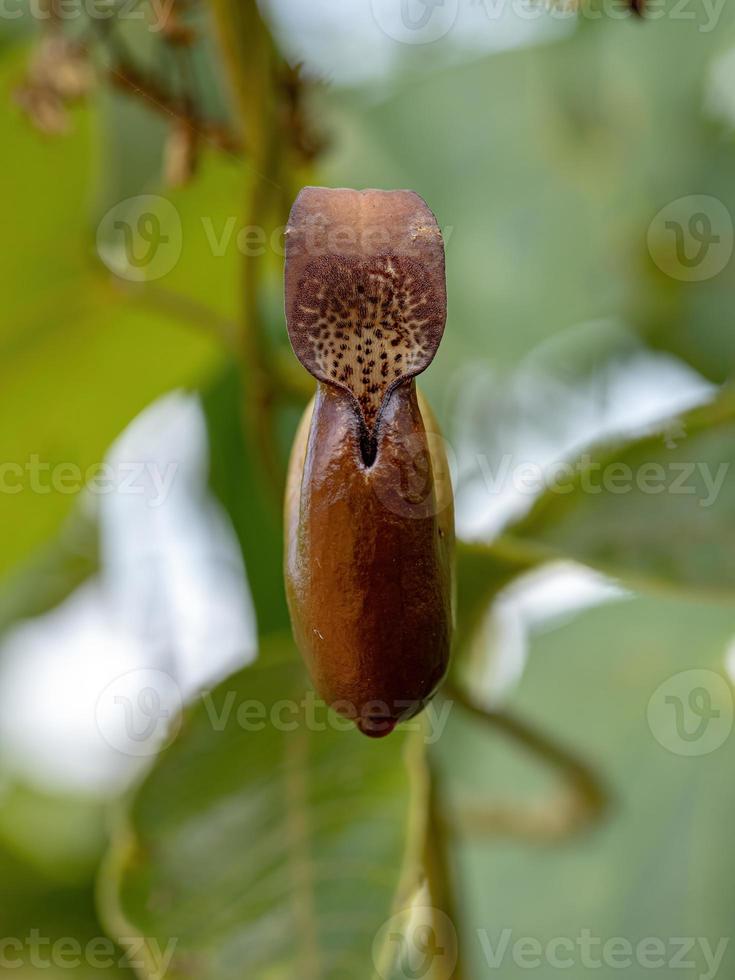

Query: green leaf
left=0, top=785, right=130, bottom=977
left=0, top=845, right=132, bottom=978
left=202, top=363, right=291, bottom=638
left=433, top=591, right=735, bottom=979
left=635, top=245, right=735, bottom=387
left=454, top=540, right=540, bottom=661
left=0, top=504, right=97, bottom=637
left=502, top=388, right=735, bottom=597
left=0, top=285, right=223, bottom=583
left=0, top=781, right=107, bottom=886
left=101, top=645, right=424, bottom=980
left=2, top=50, right=94, bottom=347
left=0, top=45, right=225, bottom=584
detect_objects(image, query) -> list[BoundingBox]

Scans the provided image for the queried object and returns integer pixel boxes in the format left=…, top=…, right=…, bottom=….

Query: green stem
left=208, top=0, right=286, bottom=499
left=425, top=760, right=466, bottom=980
left=443, top=683, right=609, bottom=840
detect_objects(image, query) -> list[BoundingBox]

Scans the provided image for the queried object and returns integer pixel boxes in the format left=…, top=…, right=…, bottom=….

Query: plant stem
left=208, top=0, right=287, bottom=499
left=425, top=759, right=466, bottom=980
left=443, top=683, right=609, bottom=840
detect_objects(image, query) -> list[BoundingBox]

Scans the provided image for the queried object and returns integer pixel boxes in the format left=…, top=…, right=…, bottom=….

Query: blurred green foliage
left=2, top=1, right=735, bottom=977
left=103, top=647, right=421, bottom=979
left=435, top=591, right=735, bottom=978
left=507, top=387, right=735, bottom=595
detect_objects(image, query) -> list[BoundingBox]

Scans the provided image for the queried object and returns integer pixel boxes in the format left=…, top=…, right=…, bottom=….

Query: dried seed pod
left=284, top=187, right=454, bottom=737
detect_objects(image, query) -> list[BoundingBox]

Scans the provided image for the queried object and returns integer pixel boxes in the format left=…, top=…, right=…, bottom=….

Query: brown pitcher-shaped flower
left=284, top=187, right=454, bottom=737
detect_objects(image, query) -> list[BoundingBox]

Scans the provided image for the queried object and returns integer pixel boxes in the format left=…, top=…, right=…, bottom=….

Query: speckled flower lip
left=291, top=252, right=443, bottom=431
left=285, top=187, right=446, bottom=461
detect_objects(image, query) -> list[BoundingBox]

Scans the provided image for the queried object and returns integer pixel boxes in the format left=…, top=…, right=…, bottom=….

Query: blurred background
left=2, top=0, right=735, bottom=977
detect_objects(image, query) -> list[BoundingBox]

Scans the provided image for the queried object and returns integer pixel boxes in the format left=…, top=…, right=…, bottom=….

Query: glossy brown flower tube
left=283, top=187, right=454, bottom=738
